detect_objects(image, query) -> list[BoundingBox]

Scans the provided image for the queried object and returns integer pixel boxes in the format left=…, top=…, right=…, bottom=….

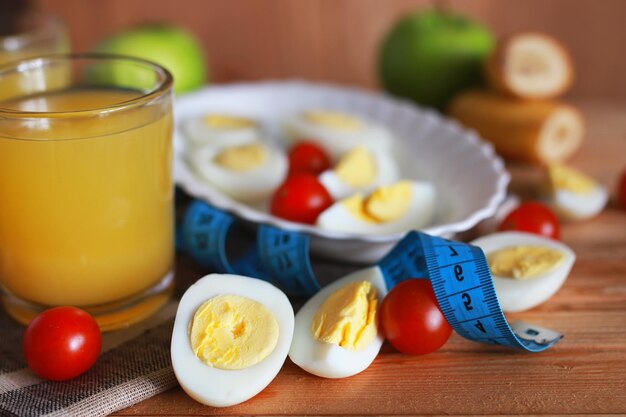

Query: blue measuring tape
left=181, top=199, right=562, bottom=352
left=377, top=232, right=562, bottom=352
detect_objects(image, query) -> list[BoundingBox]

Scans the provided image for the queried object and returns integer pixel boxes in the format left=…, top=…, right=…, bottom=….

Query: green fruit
left=95, top=24, right=208, bottom=94
left=379, top=10, right=494, bottom=111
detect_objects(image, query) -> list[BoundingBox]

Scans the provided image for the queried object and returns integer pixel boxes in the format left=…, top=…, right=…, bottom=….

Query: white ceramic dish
left=174, top=81, right=509, bottom=263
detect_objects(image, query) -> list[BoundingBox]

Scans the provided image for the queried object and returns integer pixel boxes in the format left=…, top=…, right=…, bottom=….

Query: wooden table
left=115, top=101, right=626, bottom=416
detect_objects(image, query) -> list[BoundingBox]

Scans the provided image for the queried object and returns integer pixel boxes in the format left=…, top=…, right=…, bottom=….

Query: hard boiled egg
left=289, top=266, right=387, bottom=378
left=283, top=110, right=394, bottom=160
left=544, top=163, right=608, bottom=221
left=189, top=141, right=288, bottom=204
left=471, top=231, right=575, bottom=312
left=318, top=146, right=399, bottom=200
left=316, top=180, right=436, bottom=235
left=182, top=114, right=261, bottom=148
left=171, top=274, right=294, bottom=407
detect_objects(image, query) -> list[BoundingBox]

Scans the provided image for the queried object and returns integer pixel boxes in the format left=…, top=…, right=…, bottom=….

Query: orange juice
left=0, top=88, right=174, bottom=308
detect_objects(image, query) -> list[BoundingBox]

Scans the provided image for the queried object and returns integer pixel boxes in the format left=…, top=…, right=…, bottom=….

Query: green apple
left=94, top=24, right=208, bottom=94
left=379, top=10, right=494, bottom=111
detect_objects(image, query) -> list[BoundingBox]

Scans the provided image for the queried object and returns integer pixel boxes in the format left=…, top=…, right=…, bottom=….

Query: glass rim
left=0, top=13, right=64, bottom=52
left=0, top=53, right=174, bottom=119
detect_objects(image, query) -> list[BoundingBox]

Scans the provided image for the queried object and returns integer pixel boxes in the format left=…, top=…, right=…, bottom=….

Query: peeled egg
left=545, top=164, right=608, bottom=221
left=289, top=266, right=387, bottom=378
left=283, top=110, right=394, bottom=160
left=316, top=180, right=436, bottom=235
left=189, top=141, right=288, bottom=204
left=171, top=274, right=294, bottom=408
left=318, top=146, right=399, bottom=200
left=471, top=231, right=575, bottom=312
left=182, top=114, right=261, bottom=148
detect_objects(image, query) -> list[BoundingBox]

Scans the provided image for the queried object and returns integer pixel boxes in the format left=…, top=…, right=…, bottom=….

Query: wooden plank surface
left=37, top=0, right=626, bottom=100
left=114, top=100, right=626, bottom=416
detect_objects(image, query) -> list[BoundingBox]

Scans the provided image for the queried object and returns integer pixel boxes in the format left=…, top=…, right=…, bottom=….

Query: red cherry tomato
left=498, top=201, right=560, bottom=240
left=288, top=141, right=332, bottom=176
left=270, top=173, right=333, bottom=224
left=618, top=169, right=626, bottom=210
left=380, top=279, right=452, bottom=355
left=22, top=306, right=101, bottom=381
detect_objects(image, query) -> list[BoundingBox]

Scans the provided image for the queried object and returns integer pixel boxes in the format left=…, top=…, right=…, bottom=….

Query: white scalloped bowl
left=174, top=81, right=509, bottom=263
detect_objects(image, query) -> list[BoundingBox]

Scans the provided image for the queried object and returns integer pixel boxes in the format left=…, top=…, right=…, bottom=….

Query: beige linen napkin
left=0, top=303, right=177, bottom=417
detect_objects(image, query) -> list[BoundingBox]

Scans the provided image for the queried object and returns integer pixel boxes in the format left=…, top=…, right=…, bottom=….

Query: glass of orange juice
left=0, top=10, right=69, bottom=65
left=0, top=55, right=174, bottom=330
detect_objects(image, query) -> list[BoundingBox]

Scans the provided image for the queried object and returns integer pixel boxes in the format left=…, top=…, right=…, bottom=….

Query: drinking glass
left=0, top=54, right=175, bottom=330
left=0, top=11, right=69, bottom=65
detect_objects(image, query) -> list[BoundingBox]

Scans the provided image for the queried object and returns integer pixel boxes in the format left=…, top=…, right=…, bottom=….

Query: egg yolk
left=303, top=110, right=362, bottom=131
left=341, top=182, right=412, bottom=223
left=189, top=295, right=279, bottom=370
left=335, top=147, right=376, bottom=187
left=365, top=181, right=412, bottom=222
left=311, top=280, right=378, bottom=351
left=203, top=115, right=256, bottom=130
left=488, top=246, right=564, bottom=279
left=548, top=163, right=596, bottom=195
left=214, top=143, right=267, bottom=172
left=342, top=195, right=379, bottom=223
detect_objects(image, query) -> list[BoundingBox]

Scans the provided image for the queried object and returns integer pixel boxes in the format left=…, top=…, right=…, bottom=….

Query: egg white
left=189, top=142, right=288, bottom=204
left=318, top=148, right=400, bottom=200
left=289, top=266, right=387, bottom=379
left=171, top=274, right=294, bottom=408
left=182, top=115, right=261, bottom=148
left=471, top=231, right=575, bottom=313
left=316, top=181, right=436, bottom=235
left=282, top=111, right=394, bottom=160
left=550, top=185, right=608, bottom=221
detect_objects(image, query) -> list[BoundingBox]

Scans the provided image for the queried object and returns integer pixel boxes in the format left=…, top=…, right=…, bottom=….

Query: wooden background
left=9, top=2, right=626, bottom=415
left=36, top=0, right=626, bottom=100
left=118, top=101, right=626, bottom=415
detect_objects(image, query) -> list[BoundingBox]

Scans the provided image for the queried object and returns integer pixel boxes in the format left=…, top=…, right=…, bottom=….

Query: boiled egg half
left=471, top=231, right=575, bottom=312
left=544, top=163, right=608, bottom=221
left=171, top=274, right=294, bottom=407
left=316, top=180, right=436, bottom=235
left=283, top=110, right=394, bottom=160
left=189, top=141, right=288, bottom=204
left=318, top=146, right=399, bottom=200
left=182, top=114, right=261, bottom=148
left=289, top=266, right=387, bottom=378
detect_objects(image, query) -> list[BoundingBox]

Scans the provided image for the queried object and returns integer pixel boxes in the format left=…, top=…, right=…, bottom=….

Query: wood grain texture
left=111, top=101, right=626, bottom=415
left=35, top=0, right=626, bottom=100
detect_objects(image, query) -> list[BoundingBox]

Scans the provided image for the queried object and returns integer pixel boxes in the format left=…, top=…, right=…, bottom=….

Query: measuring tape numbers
left=257, top=225, right=321, bottom=296
left=181, top=200, right=563, bottom=352
left=181, top=200, right=315, bottom=296
left=378, top=232, right=562, bottom=352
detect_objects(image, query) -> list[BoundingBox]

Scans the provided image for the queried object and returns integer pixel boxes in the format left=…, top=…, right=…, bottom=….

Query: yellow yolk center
left=203, top=115, right=256, bottom=130
left=335, top=147, right=376, bottom=187
left=365, top=181, right=412, bottom=222
left=548, top=163, right=596, bottom=195
left=189, top=295, right=279, bottom=370
left=342, top=182, right=413, bottom=224
left=303, top=110, right=362, bottom=131
left=311, top=280, right=378, bottom=351
left=214, top=143, right=267, bottom=171
left=342, top=195, right=378, bottom=223
left=488, top=246, right=564, bottom=279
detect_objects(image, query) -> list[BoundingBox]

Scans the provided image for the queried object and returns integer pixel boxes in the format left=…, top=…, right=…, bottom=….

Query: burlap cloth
left=0, top=302, right=177, bottom=417
left=0, top=252, right=355, bottom=417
